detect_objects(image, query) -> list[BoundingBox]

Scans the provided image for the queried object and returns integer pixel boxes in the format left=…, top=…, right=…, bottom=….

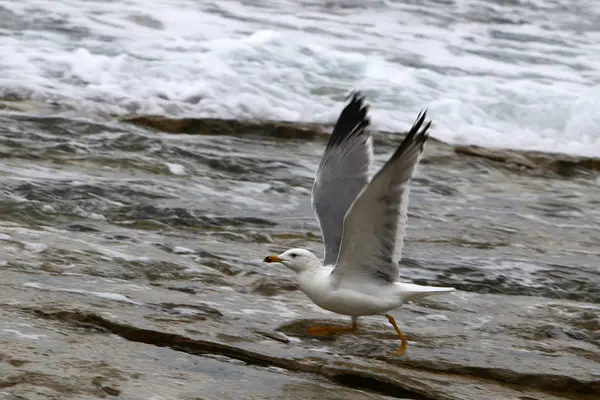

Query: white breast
left=295, top=269, right=402, bottom=316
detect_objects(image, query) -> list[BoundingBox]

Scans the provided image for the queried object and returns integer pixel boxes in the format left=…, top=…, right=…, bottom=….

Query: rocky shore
left=0, top=100, right=598, bottom=399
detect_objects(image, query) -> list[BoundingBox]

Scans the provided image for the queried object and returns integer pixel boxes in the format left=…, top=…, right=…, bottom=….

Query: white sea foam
left=23, top=282, right=140, bottom=304
left=165, top=163, right=187, bottom=176
left=416, top=314, right=451, bottom=322
left=2, top=329, right=48, bottom=340
left=0, top=0, right=599, bottom=156
left=23, top=242, right=48, bottom=253
left=173, top=246, right=195, bottom=254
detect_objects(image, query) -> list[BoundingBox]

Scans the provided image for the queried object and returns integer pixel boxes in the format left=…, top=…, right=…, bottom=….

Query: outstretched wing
left=331, top=111, right=431, bottom=284
left=312, top=92, right=373, bottom=266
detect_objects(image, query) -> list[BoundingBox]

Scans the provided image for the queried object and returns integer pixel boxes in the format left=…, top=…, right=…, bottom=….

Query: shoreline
left=1, top=98, right=599, bottom=177
left=122, top=114, right=600, bottom=177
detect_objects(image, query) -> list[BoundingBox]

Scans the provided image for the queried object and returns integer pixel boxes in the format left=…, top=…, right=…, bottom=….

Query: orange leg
left=386, top=314, right=409, bottom=355
left=308, top=317, right=358, bottom=336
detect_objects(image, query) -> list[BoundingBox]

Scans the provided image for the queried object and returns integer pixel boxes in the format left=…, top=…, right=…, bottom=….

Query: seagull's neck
left=296, top=266, right=332, bottom=297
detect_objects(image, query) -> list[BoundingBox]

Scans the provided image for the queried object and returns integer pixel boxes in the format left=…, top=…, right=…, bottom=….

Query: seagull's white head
left=263, top=248, right=321, bottom=273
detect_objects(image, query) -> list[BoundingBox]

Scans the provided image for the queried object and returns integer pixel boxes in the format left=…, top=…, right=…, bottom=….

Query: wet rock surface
left=120, top=113, right=600, bottom=177
left=1, top=271, right=598, bottom=400
left=1, top=103, right=599, bottom=399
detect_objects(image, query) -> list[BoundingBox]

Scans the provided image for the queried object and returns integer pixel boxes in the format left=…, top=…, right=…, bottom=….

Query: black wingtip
left=345, top=90, right=364, bottom=103
left=389, top=109, right=432, bottom=160
left=408, top=109, right=431, bottom=140
left=327, top=90, right=371, bottom=149
left=411, top=109, right=432, bottom=149
left=343, top=90, right=368, bottom=117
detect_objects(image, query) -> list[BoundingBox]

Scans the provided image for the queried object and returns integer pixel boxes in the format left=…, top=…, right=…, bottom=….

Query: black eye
left=290, top=253, right=297, bottom=258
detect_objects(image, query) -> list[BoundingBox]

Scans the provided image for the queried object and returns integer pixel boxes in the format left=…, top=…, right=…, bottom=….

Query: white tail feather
left=395, top=282, right=455, bottom=303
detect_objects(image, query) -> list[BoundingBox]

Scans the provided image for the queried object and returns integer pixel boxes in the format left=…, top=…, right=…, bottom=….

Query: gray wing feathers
left=331, top=111, right=431, bottom=283
left=312, top=93, right=373, bottom=266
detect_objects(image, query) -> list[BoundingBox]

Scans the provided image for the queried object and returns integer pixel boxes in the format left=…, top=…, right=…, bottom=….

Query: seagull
left=264, top=93, right=455, bottom=355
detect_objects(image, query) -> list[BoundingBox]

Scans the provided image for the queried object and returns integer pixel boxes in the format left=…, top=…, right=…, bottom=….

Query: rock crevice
left=28, top=308, right=599, bottom=400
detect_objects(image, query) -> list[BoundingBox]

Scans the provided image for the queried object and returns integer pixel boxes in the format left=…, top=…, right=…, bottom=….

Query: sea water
left=1, top=0, right=599, bottom=156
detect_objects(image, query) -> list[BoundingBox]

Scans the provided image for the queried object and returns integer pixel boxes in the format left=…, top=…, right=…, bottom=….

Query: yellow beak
left=263, top=255, right=282, bottom=263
